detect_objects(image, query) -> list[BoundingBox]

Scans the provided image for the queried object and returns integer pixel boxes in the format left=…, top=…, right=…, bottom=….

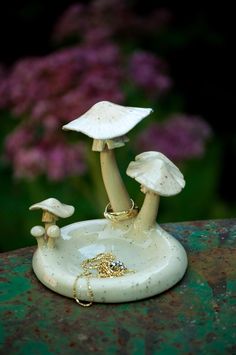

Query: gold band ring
left=104, top=199, right=139, bottom=222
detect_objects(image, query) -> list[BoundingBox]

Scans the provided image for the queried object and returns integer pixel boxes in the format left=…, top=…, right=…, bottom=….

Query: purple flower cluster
left=52, top=1, right=171, bottom=44
left=137, top=115, right=212, bottom=161
left=5, top=125, right=86, bottom=181
left=129, top=52, right=172, bottom=97
left=0, top=0, right=210, bottom=181
left=0, top=44, right=123, bottom=123
left=0, top=43, right=124, bottom=180
left=0, top=1, right=173, bottom=181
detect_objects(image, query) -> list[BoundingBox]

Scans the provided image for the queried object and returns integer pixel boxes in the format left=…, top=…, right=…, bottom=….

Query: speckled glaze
left=31, top=102, right=188, bottom=303
left=32, top=219, right=187, bottom=303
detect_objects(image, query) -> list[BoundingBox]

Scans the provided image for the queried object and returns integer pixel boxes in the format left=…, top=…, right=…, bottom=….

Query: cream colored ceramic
left=126, top=151, right=186, bottom=231
left=32, top=219, right=187, bottom=303
left=63, top=101, right=153, bottom=212
left=62, top=101, right=153, bottom=141
left=30, top=197, right=74, bottom=249
left=30, top=101, right=188, bottom=304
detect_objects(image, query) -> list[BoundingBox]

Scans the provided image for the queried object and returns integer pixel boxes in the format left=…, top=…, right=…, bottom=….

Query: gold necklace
left=73, top=252, right=133, bottom=306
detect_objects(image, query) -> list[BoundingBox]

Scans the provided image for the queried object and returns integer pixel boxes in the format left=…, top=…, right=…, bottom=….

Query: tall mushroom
left=62, top=101, right=152, bottom=212
left=126, top=151, right=185, bottom=231
left=29, top=198, right=75, bottom=248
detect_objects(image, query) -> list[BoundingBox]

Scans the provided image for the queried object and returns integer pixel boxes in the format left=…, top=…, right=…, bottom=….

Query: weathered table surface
left=0, top=219, right=236, bottom=354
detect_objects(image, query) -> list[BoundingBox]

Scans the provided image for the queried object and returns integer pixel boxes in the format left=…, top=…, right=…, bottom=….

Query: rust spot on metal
left=69, top=342, right=76, bottom=347
left=189, top=247, right=236, bottom=283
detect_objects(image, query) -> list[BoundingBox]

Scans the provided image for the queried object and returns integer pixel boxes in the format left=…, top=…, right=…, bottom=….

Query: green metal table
left=1, top=219, right=236, bottom=354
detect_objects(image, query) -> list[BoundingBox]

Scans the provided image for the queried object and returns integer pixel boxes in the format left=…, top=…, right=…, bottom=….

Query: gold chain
left=72, top=271, right=93, bottom=307
left=73, top=252, right=133, bottom=306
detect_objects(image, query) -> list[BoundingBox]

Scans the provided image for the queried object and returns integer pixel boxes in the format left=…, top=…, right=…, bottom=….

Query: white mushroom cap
left=47, top=225, right=61, bottom=238
left=62, top=101, right=153, bottom=140
left=30, top=225, right=45, bottom=238
left=126, top=151, right=185, bottom=196
left=29, top=198, right=74, bottom=218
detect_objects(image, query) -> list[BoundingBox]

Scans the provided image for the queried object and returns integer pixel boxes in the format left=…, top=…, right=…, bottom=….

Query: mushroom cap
left=29, top=197, right=75, bottom=218
left=30, top=225, right=45, bottom=238
left=62, top=101, right=153, bottom=140
left=47, top=225, right=61, bottom=238
left=126, top=151, right=185, bottom=196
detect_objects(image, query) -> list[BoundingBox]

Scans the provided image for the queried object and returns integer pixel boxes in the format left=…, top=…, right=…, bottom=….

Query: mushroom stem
left=45, top=222, right=55, bottom=241
left=37, top=237, right=45, bottom=248
left=47, top=237, right=55, bottom=249
left=100, top=147, right=131, bottom=212
left=42, top=211, right=57, bottom=242
left=134, top=191, right=160, bottom=231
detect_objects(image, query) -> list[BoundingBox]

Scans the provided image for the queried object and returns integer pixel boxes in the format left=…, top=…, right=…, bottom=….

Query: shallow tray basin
left=33, top=219, right=188, bottom=303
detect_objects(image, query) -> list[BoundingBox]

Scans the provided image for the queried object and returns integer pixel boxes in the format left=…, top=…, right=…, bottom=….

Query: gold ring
left=104, top=199, right=139, bottom=222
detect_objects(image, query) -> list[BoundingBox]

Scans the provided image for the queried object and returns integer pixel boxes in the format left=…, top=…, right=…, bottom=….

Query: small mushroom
left=47, top=225, right=61, bottom=248
left=30, top=225, right=46, bottom=248
left=63, top=101, right=152, bottom=212
left=126, top=151, right=185, bottom=231
left=29, top=198, right=74, bottom=248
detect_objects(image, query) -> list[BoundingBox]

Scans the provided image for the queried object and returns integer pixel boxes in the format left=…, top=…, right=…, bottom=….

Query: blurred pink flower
left=52, top=1, right=127, bottom=42
left=129, top=51, right=172, bottom=97
left=46, top=143, right=86, bottom=181
left=84, top=27, right=113, bottom=45
left=5, top=126, right=34, bottom=157
left=52, top=4, right=87, bottom=43
left=13, top=147, right=46, bottom=180
left=52, top=1, right=171, bottom=43
left=137, top=115, right=212, bottom=161
left=0, top=44, right=123, bottom=123
left=0, top=2, right=174, bottom=181
left=5, top=128, right=86, bottom=181
left=4, top=120, right=86, bottom=181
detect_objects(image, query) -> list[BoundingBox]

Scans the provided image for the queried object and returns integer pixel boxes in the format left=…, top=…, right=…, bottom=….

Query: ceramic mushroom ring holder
left=30, top=101, right=188, bottom=306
